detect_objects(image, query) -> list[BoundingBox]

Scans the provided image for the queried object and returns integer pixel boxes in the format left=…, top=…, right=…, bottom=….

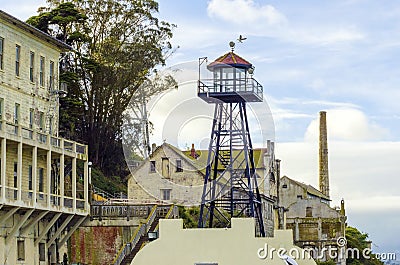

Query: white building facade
left=0, top=10, right=89, bottom=265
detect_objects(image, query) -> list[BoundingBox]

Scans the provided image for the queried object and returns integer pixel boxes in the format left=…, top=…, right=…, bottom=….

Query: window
left=0, top=98, right=3, bottom=121
left=14, top=103, right=20, bottom=125
left=306, top=207, right=313, bottom=217
left=39, top=56, right=45, bottom=86
left=282, top=184, right=288, bottom=188
left=17, top=240, right=25, bottom=260
left=49, top=60, right=54, bottom=90
left=14, top=162, right=17, bottom=199
left=176, top=159, right=183, bottom=172
left=161, top=189, right=171, bottom=200
left=297, top=195, right=302, bottom=199
left=39, top=112, right=44, bottom=131
left=29, top=51, right=35, bottom=82
left=38, top=168, right=44, bottom=192
left=150, top=161, right=156, bottom=172
left=13, top=162, right=18, bottom=187
left=39, top=243, right=46, bottom=261
left=29, top=109, right=34, bottom=129
left=0, top=37, right=3, bottom=70
left=15, top=45, right=20, bottom=76
left=28, top=165, right=33, bottom=190
left=49, top=116, right=53, bottom=135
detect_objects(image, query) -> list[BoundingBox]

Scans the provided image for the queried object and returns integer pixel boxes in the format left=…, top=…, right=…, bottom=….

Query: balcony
left=0, top=119, right=88, bottom=159
left=0, top=119, right=89, bottom=215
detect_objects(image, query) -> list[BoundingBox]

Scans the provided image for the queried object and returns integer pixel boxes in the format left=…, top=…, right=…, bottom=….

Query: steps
left=116, top=206, right=177, bottom=265
left=119, top=217, right=161, bottom=265
left=120, top=234, right=148, bottom=265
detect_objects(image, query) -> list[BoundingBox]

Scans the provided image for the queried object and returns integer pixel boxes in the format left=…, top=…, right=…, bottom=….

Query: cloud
left=0, top=0, right=47, bottom=20
left=304, top=108, right=389, bottom=142
left=205, top=0, right=364, bottom=46
left=207, top=0, right=287, bottom=25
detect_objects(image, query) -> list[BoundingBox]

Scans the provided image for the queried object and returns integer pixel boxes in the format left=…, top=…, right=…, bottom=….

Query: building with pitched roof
left=127, top=141, right=277, bottom=236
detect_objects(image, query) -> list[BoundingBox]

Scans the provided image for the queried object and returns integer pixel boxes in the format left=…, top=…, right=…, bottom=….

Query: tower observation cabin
left=198, top=42, right=263, bottom=103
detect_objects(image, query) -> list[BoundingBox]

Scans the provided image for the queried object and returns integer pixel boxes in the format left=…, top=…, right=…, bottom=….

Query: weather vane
left=230, top=35, right=247, bottom=51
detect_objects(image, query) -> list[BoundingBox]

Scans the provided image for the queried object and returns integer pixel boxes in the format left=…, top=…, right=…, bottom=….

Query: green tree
left=27, top=0, right=175, bottom=178
left=346, top=226, right=384, bottom=265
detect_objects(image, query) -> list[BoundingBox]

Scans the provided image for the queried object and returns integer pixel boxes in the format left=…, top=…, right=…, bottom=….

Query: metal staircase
left=112, top=205, right=177, bottom=265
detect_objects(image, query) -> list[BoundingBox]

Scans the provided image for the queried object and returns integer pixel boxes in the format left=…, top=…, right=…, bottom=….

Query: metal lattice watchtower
left=197, top=43, right=266, bottom=236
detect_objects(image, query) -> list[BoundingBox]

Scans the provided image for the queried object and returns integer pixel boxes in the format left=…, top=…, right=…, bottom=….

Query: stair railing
left=154, top=204, right=177, bottom=232
left=112, top=205, right=158, bottom=265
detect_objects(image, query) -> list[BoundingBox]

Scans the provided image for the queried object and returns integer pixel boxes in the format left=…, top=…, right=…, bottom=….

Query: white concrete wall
left=133, top=218, right=317, bottom=265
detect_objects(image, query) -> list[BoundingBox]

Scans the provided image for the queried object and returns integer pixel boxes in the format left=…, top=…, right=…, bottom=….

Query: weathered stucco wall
left=69, top=226, right=134, bottom=265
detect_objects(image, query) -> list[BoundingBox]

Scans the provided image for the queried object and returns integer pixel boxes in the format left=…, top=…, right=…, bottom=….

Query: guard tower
left=197, top=42, right=265, bottom=236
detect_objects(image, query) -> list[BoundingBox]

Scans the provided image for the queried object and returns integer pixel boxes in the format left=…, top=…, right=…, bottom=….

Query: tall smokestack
left=319, top=111, right=330, bottom=198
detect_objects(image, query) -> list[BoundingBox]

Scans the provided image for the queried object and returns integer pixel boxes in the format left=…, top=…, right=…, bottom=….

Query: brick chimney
left=319, top=111, right=330, bottom=198
left=190, top=143, right=197, bottom=158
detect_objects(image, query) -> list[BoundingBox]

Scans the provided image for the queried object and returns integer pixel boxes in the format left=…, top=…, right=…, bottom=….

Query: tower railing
left=198, top=77, right=263, bottom=99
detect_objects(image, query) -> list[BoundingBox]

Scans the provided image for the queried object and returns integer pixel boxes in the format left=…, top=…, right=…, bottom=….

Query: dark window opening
left=38, top=168, right=44, bottom=193
left=29, top=51, right=35, bottom=82
left=15, top=45, right=20, bottom=76
left=39, top=243, right=45, bottom=261
left=306, top=207, right=313, bottom=217
left=150, top=161, right=156, bottom=172
left=17, top=240, right=25, bottom=260
left=176, top=159, right=183, bottom=172
left=0, top=37, right=4, bottom=70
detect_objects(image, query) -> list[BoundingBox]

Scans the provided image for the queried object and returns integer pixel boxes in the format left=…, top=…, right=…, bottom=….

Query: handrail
left=154, top=205, right=175, bottom=232
left=141, top=204, right=158, bottom=237
left=1, top=122, right=88, bottom=155
left=107, top=198, right=168, bottom=205
left=112, top=205, right=158, bottom=265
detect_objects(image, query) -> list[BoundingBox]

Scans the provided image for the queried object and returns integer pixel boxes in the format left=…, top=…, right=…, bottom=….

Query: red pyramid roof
left=207, top=51, right=252, bottom=70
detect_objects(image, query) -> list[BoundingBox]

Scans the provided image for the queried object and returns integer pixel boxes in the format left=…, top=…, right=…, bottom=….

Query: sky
left=2, top=0, right=399, bottom=259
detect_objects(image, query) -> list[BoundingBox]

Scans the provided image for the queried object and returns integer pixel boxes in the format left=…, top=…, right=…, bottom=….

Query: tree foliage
left=27, top=0, right=175, bottom=177
left=346, top=226, right=384, bottom=265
